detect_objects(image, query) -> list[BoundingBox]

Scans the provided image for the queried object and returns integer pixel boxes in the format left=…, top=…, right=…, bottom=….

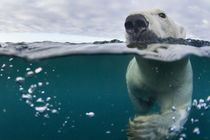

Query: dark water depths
left=0, top=41, right=210, bottom=140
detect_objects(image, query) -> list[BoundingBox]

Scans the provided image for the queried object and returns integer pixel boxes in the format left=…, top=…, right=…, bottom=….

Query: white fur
left=126, top=9, right=192, bottom=140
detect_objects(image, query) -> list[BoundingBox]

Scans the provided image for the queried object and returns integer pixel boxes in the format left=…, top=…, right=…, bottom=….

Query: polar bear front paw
left=127, top=115, right=169, bottom=140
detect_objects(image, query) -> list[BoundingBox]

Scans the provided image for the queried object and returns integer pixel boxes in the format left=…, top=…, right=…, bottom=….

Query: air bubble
left=35, top=106, right=48, bottom=113
left=179, top=134, right=186, bottom=140
left=192, top=99, right=198, bottom=106
left=51, top=109, right=58, bottom=114
left=38, top=82, right=43, bottom=87
left=85, top=112, right=95, bottom=117
left=180, top=133, right=186, bottom=138
left=35, top=112, right=40, bottom=117
left=106, top=131, right=111, bottom=134
left=44, top=114, right=50, bottom=118
left=172, top=116, right=176, bottom=122
left=2, top=108, right=6, bottom=113
left=36, top=98, right=44, bottom=103
left=199, top=99, right=205, bottom=103
left=207, top=96, right=210, bottom=102
left=46, top=97, right=51, bottom=101
left=28, top=84, right=37, bottom=94
left=171, top=106, right=176, bottom=111
left=193, top=127, right=200, bottom=135
left=35, top=67, right=42, bottom=74
left=26, top=71, right=34, bottom=77
left=46, top=82, right=50, bottom=85
left=15, top=77, right=25, bottom=84
left=9, top=58, right=13, bottom=61
left=22, top=94, right=32, bottom=99
left=191, top=118, right=199, bottom=124
left=1, top=64, right=6, bottom=68
left=169, top=125, right=177, bottom=133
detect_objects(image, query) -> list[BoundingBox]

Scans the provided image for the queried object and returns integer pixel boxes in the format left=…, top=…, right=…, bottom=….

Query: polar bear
left=125, top=9, right=193, bottom=140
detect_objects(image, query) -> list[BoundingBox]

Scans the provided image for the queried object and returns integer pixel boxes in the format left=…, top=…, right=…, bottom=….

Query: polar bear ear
left=179, top=26, right=186, bottom=38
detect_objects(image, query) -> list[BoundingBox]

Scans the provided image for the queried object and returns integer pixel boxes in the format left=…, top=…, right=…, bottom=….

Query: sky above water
left=0, top=0, right=210, bottom=42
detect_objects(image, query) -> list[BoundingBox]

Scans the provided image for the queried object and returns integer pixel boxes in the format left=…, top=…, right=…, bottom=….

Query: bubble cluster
left=1, top=64, right=6, bottom=75
left=176, top=96, right=210, bottom=139
left=187, top=96, right=210, bottom=137
left=192, top=98, right=209, bottom=110
left=14, top=65, right=60, bottom=118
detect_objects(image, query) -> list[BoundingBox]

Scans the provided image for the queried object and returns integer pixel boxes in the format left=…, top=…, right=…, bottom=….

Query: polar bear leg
left=128, top=88, right=155, bottom=114
left=126, top=58, right=155, bottom=114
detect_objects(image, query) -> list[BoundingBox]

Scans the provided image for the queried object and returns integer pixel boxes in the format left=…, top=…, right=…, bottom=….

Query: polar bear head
left=124, top=9, right=186, bottom=45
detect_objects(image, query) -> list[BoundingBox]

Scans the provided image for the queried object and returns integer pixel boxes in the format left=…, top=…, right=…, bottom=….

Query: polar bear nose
left=125, top=14, right=149, bottom=33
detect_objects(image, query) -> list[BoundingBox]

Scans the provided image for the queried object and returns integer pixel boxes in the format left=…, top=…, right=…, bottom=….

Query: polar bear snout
left=125, top=12, right=159, bottom=45
left=124, top=14, right=149, bottom=34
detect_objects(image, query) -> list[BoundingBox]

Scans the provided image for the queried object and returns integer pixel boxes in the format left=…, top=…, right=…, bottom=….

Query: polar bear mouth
left=127, top=29, right=159, bottom=44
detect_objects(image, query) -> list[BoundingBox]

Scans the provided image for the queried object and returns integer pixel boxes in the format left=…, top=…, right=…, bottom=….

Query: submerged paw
left=127, top=115, right=168, bottom=140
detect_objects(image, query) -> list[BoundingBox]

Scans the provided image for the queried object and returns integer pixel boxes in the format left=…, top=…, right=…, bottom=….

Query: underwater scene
left=0, top=41, right=210, bottom=140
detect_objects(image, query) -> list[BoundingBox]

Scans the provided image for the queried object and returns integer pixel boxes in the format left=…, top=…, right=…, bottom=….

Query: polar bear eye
left=158, top=13, right=166, bottom=18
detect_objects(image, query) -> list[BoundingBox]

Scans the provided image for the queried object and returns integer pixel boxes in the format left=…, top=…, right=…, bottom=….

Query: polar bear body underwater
left=125, top=9, right=193, bottom=140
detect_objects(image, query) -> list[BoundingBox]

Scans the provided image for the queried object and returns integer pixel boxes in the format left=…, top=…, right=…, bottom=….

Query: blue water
left=0, top=55, right=134, bottom=140
left=0, top=42, right=210, bottom=140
